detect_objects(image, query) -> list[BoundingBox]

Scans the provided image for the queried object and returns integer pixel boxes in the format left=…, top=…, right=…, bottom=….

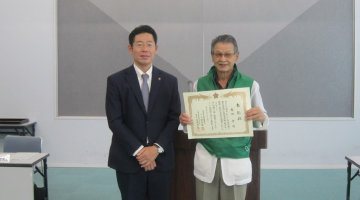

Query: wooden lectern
left=170, top=130, right=268, bottom=200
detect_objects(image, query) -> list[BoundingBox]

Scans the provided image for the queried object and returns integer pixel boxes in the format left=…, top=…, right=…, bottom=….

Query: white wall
left=0, top=0, right=359, bottom=168
left=0, top=0, right=111, bottom=167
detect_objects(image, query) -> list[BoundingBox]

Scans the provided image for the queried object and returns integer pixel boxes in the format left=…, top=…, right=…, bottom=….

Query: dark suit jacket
left=106, top=65, right=181, bottom=173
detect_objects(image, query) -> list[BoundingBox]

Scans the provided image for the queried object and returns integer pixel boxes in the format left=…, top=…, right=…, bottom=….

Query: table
left=0, top=153, right=49, bottom=200
left=0, top=121, right=36, bottom=136
left=345, top=156, right=360, bottom=200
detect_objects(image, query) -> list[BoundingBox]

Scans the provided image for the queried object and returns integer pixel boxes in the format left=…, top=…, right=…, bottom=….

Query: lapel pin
left=158, top=77, right=161, bottom=81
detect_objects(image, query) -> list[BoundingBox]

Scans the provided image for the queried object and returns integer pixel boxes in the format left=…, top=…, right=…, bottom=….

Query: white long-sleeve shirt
left=183, top=80, right=269, bottom=186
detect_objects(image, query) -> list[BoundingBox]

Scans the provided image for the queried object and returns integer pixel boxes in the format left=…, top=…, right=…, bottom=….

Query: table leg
left=346, top=161, right=351, bottom=200
left=43, top=158, right=49, bottom=200
left=14, top=128, right=21, bottom=136
left=25, top=126, right=33, bottom=136
left=32, top=124, right=36, bottom=136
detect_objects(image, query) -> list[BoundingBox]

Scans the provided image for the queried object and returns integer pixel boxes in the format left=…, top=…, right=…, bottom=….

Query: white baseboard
left=46, top=163, right=356, bottom=169
left=261, top=165, right=351, bottom=169
left=47, top=163, right=109, bottom=168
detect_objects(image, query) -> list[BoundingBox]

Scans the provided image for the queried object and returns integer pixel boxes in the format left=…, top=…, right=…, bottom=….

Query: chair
left=3, top=135, right=44, bottom=173
left=3, top=135, right=42, bottom=153
left=3, top=135, right=48, bottom=199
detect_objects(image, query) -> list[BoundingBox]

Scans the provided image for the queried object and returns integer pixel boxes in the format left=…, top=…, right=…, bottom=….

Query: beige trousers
left=196, top=159, right=247, bottom=200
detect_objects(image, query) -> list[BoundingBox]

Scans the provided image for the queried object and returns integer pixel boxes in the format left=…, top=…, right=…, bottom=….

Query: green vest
left=197, top=64, right=254, bottom=159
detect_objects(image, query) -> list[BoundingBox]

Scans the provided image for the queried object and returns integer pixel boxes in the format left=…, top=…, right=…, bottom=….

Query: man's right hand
left=179, top=113, right=193, bottom=126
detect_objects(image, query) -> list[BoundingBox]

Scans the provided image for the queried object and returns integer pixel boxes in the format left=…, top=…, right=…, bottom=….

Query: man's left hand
left=136, top=146, right=159, bottom=168
left=246, top=107, right=265, bottom=124
left=144, top=160, right=156, bottom=171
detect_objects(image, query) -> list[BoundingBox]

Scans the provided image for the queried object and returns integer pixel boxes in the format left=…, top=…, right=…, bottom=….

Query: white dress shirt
left=183, top=80, right=269, bottom=186
left=134, top=63, right=152, bottom=91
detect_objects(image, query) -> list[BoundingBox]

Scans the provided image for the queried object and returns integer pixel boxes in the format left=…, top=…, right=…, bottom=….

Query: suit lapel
left=124, top=66, right=147, bottom=114
left=147, top=66, right=162, bottom=116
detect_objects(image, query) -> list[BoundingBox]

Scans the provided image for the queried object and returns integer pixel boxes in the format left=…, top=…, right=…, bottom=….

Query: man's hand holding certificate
left=183, top=88, right=253, bottom=139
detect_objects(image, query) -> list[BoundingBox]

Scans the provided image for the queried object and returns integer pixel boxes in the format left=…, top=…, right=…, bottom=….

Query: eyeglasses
left=134, top=43, right=154, bottom=48
left=213, top=53, right=236, bottom=59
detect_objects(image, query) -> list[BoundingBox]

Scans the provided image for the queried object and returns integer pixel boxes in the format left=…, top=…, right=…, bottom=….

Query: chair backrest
left=3, top=135, right=42, bottom=153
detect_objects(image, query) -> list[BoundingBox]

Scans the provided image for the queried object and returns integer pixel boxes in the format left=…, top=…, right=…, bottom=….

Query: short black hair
left=128, top=25, right=157, bottom=46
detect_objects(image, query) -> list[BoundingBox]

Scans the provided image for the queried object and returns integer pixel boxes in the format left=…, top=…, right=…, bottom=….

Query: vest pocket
left=194, top=143, right=214, bottom=177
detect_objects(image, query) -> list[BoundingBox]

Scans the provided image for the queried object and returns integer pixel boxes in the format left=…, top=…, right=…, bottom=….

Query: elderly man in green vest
left=179, top=34, right=269, bottom=200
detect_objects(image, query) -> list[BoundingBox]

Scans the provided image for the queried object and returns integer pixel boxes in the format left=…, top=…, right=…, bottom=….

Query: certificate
left=183, top=88, right=253, bottom=139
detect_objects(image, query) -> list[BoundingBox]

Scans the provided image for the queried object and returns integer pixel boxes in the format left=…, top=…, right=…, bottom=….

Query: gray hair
left=210, top=34, right=238, bottom=55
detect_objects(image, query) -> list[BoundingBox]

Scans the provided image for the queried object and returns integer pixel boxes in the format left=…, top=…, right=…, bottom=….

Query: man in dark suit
left=106, top=25, right=181, bottom=200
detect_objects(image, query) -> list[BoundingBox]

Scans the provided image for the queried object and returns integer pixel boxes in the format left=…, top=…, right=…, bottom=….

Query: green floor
left=261, top=169, right=360, bottom=200
left=34, top=168, right=360, bottom=200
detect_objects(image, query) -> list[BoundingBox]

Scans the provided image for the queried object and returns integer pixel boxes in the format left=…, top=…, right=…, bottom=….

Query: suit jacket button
left=146, top=121, right=149, bottom=124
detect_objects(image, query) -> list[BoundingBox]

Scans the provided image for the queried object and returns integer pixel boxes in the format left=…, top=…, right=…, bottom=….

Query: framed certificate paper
left=183, top=88, right=253, bottom=139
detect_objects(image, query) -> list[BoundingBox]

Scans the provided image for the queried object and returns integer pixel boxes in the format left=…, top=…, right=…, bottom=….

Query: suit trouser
left=116, top=169, right=172, bottom=200
left=196, top=159, right=247, bottom=200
